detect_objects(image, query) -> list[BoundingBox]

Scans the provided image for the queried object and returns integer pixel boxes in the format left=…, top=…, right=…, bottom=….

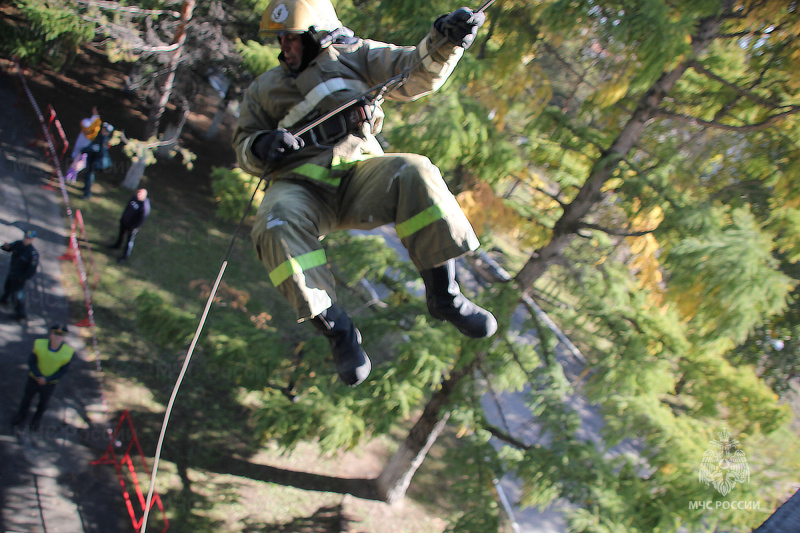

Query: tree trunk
left=123, top=0, right=194, bottom=191
left=122, top=158, right=147, bottom=189
left=143, top=0, right=195, bottom=140
left=375, top=359, right=478, bottom=504
left=514, top=13, right=722, bottom=291
left=204, top=95, right=230, bottom=140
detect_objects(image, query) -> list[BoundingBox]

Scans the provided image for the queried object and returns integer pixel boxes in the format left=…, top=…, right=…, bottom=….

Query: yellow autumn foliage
left=592, top=79, right=630, bottom=108
left=626, top=203, right=665, bottom=299
left=457, top=181, right=551, bottom=249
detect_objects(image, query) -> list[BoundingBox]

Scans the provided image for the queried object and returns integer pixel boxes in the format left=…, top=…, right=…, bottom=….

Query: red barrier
left=92, top=410, right=170, bottom=533
left=30, top=104, right=69, bottom=184
left=61, top=209, right=100, bottom=327
left=13, top=56, right=114, bottom=465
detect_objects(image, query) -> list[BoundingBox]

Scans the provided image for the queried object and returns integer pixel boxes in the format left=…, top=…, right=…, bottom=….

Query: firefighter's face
left=279, top=33, right=304, bottom=71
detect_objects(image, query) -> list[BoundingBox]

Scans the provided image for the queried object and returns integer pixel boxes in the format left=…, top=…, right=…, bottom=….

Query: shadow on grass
left=64, top=159, right=460, bottom=530
left=244, top=503, right=352, bottom=533
left=202, top=456, right=380, bottom=501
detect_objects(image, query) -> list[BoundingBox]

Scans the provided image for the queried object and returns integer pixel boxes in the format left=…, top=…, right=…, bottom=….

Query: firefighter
left=233, top=0, right=496, bottom=387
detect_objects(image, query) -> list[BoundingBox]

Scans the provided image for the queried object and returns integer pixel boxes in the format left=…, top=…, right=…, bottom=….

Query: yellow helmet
left=259, top=0, right=341, bottom=37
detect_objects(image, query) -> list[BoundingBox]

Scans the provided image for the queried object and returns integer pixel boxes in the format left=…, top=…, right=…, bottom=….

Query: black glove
left=252, top=129, right=305, bottom=165
left=433, top=7, right=486, bottom=49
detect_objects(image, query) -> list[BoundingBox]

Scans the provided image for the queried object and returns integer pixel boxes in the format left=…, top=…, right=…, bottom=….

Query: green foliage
left=2, top=0, right=94, bottom=68
left=58, top=0, right=800, bottom=529
left=663, top=205, right=795, bottom=346
left=210, top=166, right=265, bottom=222
left=532, top=247, right=792, bottom=530
left=441, top=435, right=503, bottom=533
left=323, top=232, right=410, bottom=288
left=736, top=288, right=800, bottom=395
left=135, top=290, right=196, bottom=349
left=384, top=91, right=524, bottom=189
left=235, top=38, right=280, bottom=76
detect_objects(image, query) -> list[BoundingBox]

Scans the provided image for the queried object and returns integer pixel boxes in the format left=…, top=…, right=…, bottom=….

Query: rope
left=139, top=175, right=264, bottom=532
left=140, top=2, right=498, bottom=529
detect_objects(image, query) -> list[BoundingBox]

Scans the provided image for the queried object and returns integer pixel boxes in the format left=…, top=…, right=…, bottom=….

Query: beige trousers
left=251, top=153, right=479, bottom=320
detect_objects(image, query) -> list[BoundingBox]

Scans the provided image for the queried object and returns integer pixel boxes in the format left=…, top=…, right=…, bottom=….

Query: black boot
left=310, top=304, right=371, bottom=386
left=420, top=260, right=498, bottom=338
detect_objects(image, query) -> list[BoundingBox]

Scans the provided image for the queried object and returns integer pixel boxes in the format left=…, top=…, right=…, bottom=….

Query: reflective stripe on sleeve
left=269, top=249, right=328, bottom=286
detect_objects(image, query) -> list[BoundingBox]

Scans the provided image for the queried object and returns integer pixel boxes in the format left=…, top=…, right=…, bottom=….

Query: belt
left=298, top=100, right=371, bottom=147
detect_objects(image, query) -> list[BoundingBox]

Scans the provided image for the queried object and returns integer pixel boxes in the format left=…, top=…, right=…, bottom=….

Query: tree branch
left=484, top=423, right=531, bottom=450
left=533, top=186, right=568, bottom=209
left=688, top=60, right=785, bottom=109
left=72, top=0, right=180, bottom=17
left=578, top=222, right=655, bottom=237
left=653, top=107, right=800, bottom=132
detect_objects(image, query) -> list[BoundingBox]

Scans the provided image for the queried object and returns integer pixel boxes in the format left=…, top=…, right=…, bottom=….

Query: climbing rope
left=139, top=2, right=497, bottom=529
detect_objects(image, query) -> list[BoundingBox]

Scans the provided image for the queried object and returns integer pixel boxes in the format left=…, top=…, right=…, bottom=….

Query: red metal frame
left=91, top=410, right=170, bottom=533
left=29, top=104, right=69, bottom=186
left=62, top=209, right=100, bottom=327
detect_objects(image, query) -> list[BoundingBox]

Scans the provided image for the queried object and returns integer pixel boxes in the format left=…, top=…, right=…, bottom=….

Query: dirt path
left=0, top=66, right=127, bottom=533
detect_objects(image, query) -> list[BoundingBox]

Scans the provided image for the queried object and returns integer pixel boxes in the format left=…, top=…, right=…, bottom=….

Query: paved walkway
left=0, top=69, right=126, bottom=532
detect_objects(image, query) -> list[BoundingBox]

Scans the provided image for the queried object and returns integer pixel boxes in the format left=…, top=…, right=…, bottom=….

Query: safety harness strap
left=278, top=78, right=369, bottom=130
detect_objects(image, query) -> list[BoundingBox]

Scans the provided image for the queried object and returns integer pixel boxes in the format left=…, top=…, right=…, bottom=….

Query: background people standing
left=109, top=188, right=150, bottom=263
left=66, top=107, right=102, bottom=183
left=80, top=122, right=114, bottom=199
left=11, top=324, right=75, bottom=432
left=1, top=229, right=39, bottom=322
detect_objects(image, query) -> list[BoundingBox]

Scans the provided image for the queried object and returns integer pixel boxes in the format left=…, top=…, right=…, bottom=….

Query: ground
left=3, top=45, right=472, bottom=533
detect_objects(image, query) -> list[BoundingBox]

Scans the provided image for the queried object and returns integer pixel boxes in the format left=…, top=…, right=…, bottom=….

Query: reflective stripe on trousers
left=252, top=153, right=479, bottom=320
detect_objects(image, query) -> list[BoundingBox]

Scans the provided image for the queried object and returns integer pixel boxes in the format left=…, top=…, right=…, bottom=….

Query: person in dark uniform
left=0, top=229, right=39, bottom=322
left=11, top=323, right=75, bottom=432
left=108, top=188, right=151, bottom=263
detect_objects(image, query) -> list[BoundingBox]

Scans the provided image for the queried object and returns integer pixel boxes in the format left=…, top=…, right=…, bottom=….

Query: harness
left=298, top=97, right=373, bottom=147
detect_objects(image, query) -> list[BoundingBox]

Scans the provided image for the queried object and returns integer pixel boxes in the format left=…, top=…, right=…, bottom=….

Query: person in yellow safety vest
left=11, top=324, right=75, bottom=432
left=233, top=0, right=497, bottom=387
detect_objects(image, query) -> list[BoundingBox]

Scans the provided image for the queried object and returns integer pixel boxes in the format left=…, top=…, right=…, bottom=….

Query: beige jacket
left=233, top=27, right=464, bottom=186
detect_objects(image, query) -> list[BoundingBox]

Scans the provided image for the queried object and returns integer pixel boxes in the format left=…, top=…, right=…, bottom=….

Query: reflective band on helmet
left=269, top=249, right=328, bottom=286
left=395, top=201, right=449, bottom=239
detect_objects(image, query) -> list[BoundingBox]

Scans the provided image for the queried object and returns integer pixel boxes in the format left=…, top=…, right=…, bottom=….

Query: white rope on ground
left=139, top=261, right=228, bottom=533
left=13, top=59, right=114, bottom=444
left=139, top=175, right=265, bottom=532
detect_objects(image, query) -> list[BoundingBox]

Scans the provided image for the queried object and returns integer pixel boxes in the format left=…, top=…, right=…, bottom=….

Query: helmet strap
left=299, top=32, right=321, bottom=71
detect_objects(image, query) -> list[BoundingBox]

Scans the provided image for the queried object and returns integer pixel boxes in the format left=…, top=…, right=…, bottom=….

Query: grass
left=57, top=170, right=466, bottom=533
